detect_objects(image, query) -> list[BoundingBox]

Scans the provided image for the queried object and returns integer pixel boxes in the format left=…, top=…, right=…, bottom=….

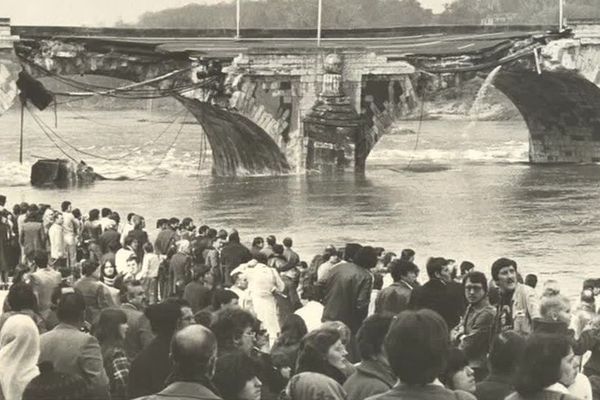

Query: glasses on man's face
left=243, top=330, right=256, bottom=338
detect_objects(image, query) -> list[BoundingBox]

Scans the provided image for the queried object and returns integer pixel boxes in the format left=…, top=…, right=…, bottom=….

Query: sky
left=2, top=0, right=448, bottom=27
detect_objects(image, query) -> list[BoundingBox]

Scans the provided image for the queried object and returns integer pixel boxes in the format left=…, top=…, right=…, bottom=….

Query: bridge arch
left=17, top=40, right=290, bottom=176
left=493, top=69, right=600, bottom=163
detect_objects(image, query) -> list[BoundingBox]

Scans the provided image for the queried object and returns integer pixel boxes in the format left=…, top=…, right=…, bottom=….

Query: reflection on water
left=1, top=110, right=600, bottom=300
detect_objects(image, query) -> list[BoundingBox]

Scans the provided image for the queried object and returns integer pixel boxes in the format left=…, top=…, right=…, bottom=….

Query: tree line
left=122, top=0, right=600, bottom=29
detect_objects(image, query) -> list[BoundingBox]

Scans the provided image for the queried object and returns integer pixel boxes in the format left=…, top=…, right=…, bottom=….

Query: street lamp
left=317, top=0, right=322, bottom=46
left=236, top=0, right=241, bottom=39
left=559, top=0, right=564, bottom=31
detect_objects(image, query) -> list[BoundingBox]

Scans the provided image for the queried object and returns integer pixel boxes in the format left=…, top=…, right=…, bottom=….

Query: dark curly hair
left=213, top=352, right=261, bottom=400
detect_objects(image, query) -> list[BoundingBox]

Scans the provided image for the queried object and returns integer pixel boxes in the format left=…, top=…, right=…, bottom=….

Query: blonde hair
left=542, top=280, right=560, bottom=297
left=540, top=294, right=570, bottom=320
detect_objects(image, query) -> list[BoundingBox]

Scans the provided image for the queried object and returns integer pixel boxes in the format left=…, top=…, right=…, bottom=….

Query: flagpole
left=236, top=0, right=241, bottom=39
left=317, top=0, right=322, bottom=47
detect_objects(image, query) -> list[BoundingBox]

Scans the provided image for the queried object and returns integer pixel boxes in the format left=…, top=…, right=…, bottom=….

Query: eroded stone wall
left=0, top=20, right=20, bottom=115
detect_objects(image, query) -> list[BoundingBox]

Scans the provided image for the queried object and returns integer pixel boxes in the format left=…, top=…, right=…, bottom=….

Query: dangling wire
left=62, top=103, right=187, bottom=130
left=26, top=106, right=78, bottom=162
left=27, top=107, right=186, bottom=162
left=19, top=99, right=25, bottom=164
left=406, top=79, right=427, bottom=170
left=54, top=98, right=58, bottom=128
left=130, top=112, right=189, bottom=180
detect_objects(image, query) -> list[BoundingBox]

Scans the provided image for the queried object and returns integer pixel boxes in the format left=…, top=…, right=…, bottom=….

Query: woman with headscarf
left=0, top=314, right=40, bottom=400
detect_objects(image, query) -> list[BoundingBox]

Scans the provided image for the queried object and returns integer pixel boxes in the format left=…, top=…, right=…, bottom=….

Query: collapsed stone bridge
left=4, top=19, right=600, bottom=176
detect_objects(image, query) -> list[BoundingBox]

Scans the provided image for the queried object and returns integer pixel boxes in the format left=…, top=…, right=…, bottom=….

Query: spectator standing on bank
left=456, top=271, right=496, bottom=381
left=95, top=308, right=130, bottom=400
left=322, top=245, right=376, bottom=335
left=61, top=201, right=79, bottom=269
left=409, top=257, right=464, bottom=331
left=39, top=291, right=110, bottom=399
left=475, top=331, right=526, bottom=400
left=375, top=259, right=418, bottom=316
left=121, top=280, right=153, bottom=360
left=0, top=314, right=40, bottom=400
left=344, top=314, right=396, bottom=400
left=134, top=325, right=222, bottom=400
left=29, top=250, right=62, bottom=319
left=489, top=258, right=540, bottom=337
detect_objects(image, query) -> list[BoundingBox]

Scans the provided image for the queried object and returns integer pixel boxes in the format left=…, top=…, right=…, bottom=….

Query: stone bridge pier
left=227, top=50, right=415, bottom=173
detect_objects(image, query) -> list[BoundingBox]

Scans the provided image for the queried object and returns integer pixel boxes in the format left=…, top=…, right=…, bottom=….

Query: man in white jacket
left=48, top=212, right=65, bottom=267
left=231, top=255, right=285, bottom=345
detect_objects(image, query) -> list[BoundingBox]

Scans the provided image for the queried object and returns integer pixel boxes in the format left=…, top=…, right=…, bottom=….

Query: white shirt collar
left=545, top=383, right=570, bottom=394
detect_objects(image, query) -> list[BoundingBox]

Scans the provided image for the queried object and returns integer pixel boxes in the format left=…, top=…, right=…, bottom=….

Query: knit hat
left=22, top=362, right=89, bottom=400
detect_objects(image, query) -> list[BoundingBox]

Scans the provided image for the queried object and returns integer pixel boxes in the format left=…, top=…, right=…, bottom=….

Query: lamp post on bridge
left=559, top=0, right=564, bottom=31
left=317, top=0, right=323, bottom=47
left=236, top=0, right=241, bottom=39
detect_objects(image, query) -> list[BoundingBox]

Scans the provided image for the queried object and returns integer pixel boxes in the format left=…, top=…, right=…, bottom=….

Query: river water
left=1, top=108, right=599, bottom=299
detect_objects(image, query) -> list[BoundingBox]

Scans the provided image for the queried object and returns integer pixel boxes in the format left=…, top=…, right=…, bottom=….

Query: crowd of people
left=1, top=193, right=600, bottom=400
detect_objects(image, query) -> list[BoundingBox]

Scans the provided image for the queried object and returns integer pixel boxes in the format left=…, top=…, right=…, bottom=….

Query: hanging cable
left=53, top=98, right=58, bottom=128
left=26, top=106, right=79, bottom=163
left=129, top=113, right=189, bottom=180
left=20, top=58, right=199, bottom=94
left=406, top=83, right=427, bottom=170
left=62, top=103, right=187, bottom=130
left=28, top=108, right=186, bottom=162
left=50, top=78, right=219, bottom=100
left=20, top=58, right=220, bottom=99
left=19, top=99, right=25, bottom=164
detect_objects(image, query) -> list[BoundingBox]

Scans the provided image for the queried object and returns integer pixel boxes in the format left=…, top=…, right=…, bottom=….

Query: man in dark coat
left=39, top=291, right=109, bottom=400
left=322, top=244, right=375, bottom=334
left=375, top=259, right=419, bottom=316
left=282, top=237, right=300, bottom=269
left=409, top=257, right=463, bottom=330
left=129, top=302, right=183, bottom=398
left=121, top=281, right=154, bottom=360
left=219, top=231, right=251, bottom=288
left=97, top=220, right=120, bottom=255
left=154, top=218, right=179, bottom=256
left=126, top=215, right=149, bottom=262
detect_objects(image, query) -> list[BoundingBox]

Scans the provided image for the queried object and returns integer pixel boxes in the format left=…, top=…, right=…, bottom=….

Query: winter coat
left=409, top=278, right=463, bottom=330
left=343, top=359, right=397, bottom=400
left=374, top=280, right=413, bottom=316
left=322, top=262, right=373, bottom=333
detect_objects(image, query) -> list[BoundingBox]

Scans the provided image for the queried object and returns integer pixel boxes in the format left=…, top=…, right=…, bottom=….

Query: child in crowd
left=138, top=242, right=160, bottom=304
